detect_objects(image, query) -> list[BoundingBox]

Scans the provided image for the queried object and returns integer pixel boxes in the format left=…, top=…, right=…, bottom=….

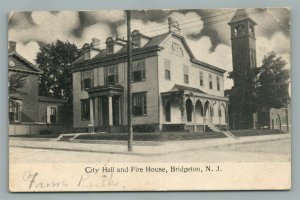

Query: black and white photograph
left=8, top=8, right=291, bottom=191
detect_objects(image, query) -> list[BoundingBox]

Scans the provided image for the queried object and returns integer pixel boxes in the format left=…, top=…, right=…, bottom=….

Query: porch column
left=108, top=95, right=113, bottom=126
left=89, top=98, right=95, bottom=133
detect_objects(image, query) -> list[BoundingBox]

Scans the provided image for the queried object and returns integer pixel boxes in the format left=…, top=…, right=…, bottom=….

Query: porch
left=161, top=84, right=229, bottom=132
left=87, top=85, right=124, bottom=132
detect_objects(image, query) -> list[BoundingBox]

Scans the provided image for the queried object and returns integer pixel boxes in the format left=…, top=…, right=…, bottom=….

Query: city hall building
left=71, top=21, right=228, bottom=132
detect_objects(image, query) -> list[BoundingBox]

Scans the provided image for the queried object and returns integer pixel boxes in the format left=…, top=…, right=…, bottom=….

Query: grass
left=10, top=133, right=61, bottom=139
left=10, top=129, right=287, bottom=141
left=230, top=129, right=286, bottom=137
left=76, top=131, right=227, bottom=141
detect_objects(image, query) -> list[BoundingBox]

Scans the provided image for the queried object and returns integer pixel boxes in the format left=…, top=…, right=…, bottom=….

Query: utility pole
left=126, top=10, right=133, bottom=151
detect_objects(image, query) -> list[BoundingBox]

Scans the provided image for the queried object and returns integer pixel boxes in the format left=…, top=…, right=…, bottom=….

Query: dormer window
left=132, top=37, right=141, bottom=48
left=106, top=37, right=114, bottom=54
left=107, top=44, right=114, bottom=54
left=132, top=30, right=141, bottom=48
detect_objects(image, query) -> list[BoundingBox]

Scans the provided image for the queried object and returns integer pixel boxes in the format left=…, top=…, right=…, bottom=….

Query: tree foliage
left=254, top=51, right=290, bottom=110
left=36, top=40, right=81, bottom=99
left=226, top=51, right=290, bottom=129
left=9, top=72, right=28, bottom=94
left=36, top=40, right=82, bottom=124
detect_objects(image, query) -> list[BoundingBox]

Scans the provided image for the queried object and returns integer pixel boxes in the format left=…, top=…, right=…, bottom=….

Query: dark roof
left=8, top=51, right=42, bottom=74
left=170, top=84, right=206, bottom=94
left=38, top=96, right=67, bottom=103
left=228, top=8, right=257, bottom=25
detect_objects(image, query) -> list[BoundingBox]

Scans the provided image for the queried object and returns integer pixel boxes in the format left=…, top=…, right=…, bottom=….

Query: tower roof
left=228, top=8, right=257, bottom=25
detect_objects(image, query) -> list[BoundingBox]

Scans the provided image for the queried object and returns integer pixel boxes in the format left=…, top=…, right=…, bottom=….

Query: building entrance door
left=101, top=97, right=109, bottom=126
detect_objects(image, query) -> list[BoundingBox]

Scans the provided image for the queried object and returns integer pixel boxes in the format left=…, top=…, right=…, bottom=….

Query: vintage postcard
left=8, top=8, right=291, bottom=191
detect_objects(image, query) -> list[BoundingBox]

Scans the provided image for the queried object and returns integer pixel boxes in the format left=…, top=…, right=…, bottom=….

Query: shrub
left=39, top=129, right=53, bottom=135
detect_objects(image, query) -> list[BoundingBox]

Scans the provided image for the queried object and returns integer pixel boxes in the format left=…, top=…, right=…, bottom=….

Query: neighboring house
left=71, top=19, right=229, bottom=133
left=228, top=9, right=290, bottom=131
left=8, top=41, right=66, bottom=126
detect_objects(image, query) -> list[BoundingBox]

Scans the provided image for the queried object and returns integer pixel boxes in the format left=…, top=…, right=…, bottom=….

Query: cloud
left=84, top=10, right=125, bottom=23
left=169, top=11, right=204, bottom=36
left=9, top=11, right=80, bottom=44
left=78, top=23, right=111, bottom=47
left=256, top=31, right=291, bottom=69
left=15, top=41, right=40, bottom=64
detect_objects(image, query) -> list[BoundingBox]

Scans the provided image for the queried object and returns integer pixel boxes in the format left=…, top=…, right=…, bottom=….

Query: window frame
left=200, top=71, right=204, bottom=86
left=132, top=92, right=147, bottom=116
left=104, top=65, right=119, bottom=85
left=216, top=76, right=220, bottom=91
left=81, top=99, right=90, bottom=121
left=9, top=100, right=22, bottom=123
left=209, top=74, right=213, bottom=89
left=81, top=70, right=94, bottom=90
left=131, top=59, right=146, bottom=82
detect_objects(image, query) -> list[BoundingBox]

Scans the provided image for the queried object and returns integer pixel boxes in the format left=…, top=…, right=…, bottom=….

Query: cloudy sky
left=8, top=8, right=290, bottom=89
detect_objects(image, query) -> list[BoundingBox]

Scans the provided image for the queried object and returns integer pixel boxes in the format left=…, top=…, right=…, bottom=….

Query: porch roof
left=87, top=85, right=124, bottom=97
left=161, top=84, right=228, bottom=101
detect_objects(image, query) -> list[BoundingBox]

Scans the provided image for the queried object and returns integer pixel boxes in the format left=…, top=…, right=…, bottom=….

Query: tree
left=9, top=72, right=28, bottom=94
left=226, top=66, right=257, bottom=129
left=254, top=52, right=290, bottom=127
left=36, top=40, right=82, bottom=124
left=226, top=51, right=290, bottom=129
left=254, top=51, right=290, bottom=109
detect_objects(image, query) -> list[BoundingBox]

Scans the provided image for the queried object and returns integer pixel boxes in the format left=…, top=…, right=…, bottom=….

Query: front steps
left=207, top=124, right=237, bottom=139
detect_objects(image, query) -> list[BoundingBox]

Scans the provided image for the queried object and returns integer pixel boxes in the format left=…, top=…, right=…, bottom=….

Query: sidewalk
left=9, top=133, right=290, bottom=156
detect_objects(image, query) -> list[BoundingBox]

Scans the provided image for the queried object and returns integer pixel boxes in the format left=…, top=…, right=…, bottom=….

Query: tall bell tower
left=228, top=9, right=258, bottom=129
left=228, top=9, right=257, bottom=84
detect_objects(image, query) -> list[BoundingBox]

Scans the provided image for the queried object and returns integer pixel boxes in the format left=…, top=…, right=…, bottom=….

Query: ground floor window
left=9, top=100, right=21, bottom=123
left=47, top=107, right=57, bottom=124
left=132, top=92, right=147, bottom=116
left=81, top=99, right=90, bottom=121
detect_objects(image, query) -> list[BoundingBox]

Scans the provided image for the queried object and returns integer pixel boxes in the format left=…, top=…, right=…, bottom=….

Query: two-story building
left=71, top=22, right=229, bottom=133
left=8, top=41, right=66, bottom=135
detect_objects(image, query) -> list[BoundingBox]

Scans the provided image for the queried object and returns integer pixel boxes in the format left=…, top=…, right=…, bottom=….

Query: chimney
left=8, top=41, right=16, bottom=52
left=168, top=17, right=181, bottom=34
left=91, top=38, right=100, bottom=50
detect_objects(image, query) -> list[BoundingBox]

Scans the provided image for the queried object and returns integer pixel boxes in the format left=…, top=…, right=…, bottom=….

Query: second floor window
left=200, top=71, right=204, bottom=86
left=81, top=99, right=90, bottom=121
left=164, top=59, right=171, bottom=80
left=104, top=66, right=118, bottom=85
left=216, top=76, right=220, bottom=91
left=209, top=74, right=213, bottom=89
left=131, top=60, right=146, bottom=82
left=81, top=70, right=94, bottom=90
left=132, top=92, right=147, bottom=116
left=183, top=65, right=189, bottom=84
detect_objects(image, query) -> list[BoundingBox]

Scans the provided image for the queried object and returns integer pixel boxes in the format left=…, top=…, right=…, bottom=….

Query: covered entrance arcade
left=87, top=85, right=124, bottom=132
left=161, top=84, right=228, bottom=132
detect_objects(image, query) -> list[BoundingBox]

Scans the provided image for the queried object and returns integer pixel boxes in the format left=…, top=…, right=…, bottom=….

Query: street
left=9, top=138, right=290, bottom=163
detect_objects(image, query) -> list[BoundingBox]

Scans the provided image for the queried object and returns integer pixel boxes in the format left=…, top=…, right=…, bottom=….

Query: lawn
left=230, top=129, right=286, bottom=137
left=76, top=131, right=227, bottom=141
